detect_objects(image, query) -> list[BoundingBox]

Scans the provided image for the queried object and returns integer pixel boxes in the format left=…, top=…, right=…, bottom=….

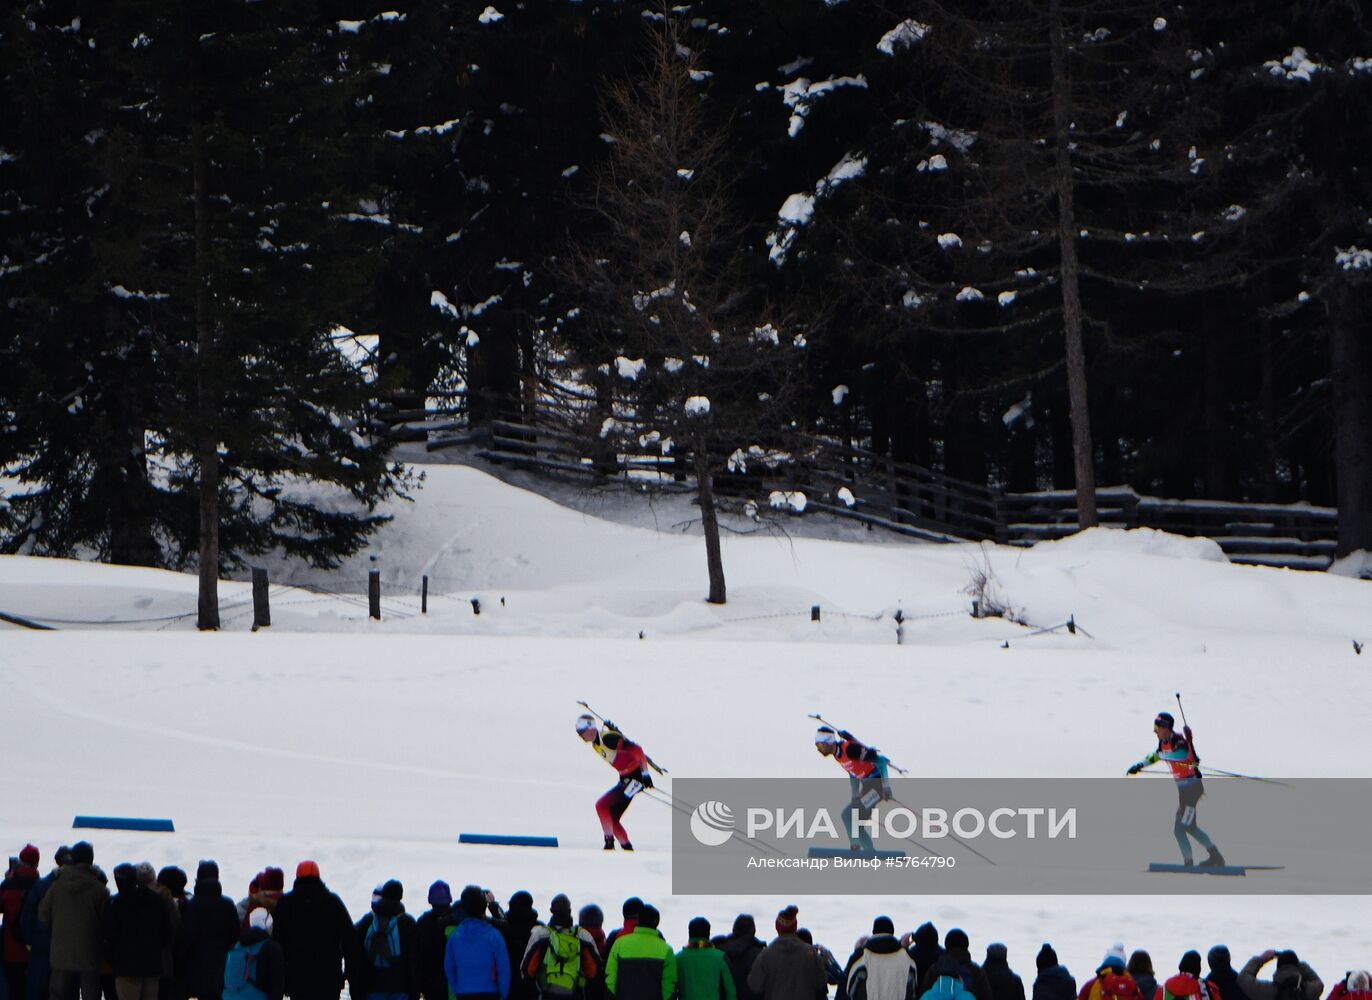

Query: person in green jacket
left=605, top=906, right=675, bottom=1000
left=676, top=919, right=736, bottom=1000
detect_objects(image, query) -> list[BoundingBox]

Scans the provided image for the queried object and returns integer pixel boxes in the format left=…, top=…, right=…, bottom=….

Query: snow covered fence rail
left=998, top=488, right=1339, bottom=570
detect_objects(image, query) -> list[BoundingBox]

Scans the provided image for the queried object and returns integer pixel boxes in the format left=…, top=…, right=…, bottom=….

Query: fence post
left=895, top=608, right=904, bottom=645
left=422, top=575, right=428, bottom=614
left=811, top=604, right=821, bottom=623
left=252, top=568, right=271, bottom=629
left=369, top=571, right=381, bottom=620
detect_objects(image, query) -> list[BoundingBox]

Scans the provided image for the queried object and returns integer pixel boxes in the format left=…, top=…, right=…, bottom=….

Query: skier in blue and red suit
left=1127, top=711, right=1225, bottom=867
left=815, top=725, right=892, bottom=852
left=576, top=713, right=653, bottom=851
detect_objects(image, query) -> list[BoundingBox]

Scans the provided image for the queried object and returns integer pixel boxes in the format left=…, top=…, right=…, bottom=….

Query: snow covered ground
left=3, top=461, right=1371, bottom=985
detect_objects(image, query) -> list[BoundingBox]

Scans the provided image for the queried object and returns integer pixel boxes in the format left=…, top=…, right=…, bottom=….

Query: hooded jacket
left=37, top=863, right=110, bottom=972
left=181, top=878, right=242, bottom=997
left=984, top=946, right=1026, bottom=1000
left=104, top=878, right=173, bottom=978
left=0, top=863, right=40, bottom=964
left=921, top=948, right=995, bottom=1000
left=847, top=935, right=918, bottom=1000
left=1036, top=966, right=1079, bottom=1000
left=1238, top=958, right=1323, bottom=1000
left=271, top=876, right=354, bottom=999
left=353, top=897, right=421, bottom=1000
left=444, top=917, right=511, bottom=999
left=717, top=933, right=765, bottom=1000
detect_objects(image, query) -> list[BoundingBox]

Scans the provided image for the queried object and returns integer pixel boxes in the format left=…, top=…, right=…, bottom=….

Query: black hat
left=733, top=914, right=756, bottom=937
left=380, top=880, right=403, bottom=902
left=638, top=904, right=661, bottom=929
left=1276, top=952, right=1300, bottom=969
left=1207, top=947, right=1232, bottom=971
left=622, top=896, right=643, bottom=919
left=70, top=842, right=94, bottom=865
left=158, top=866, right=189, bottom=895
left=1037, top=944, right=1060, bottom=971
left=579, top=904, right=604, bottom=930
left=945, top=928, right=970, bottom=952
left=1180, top=952, right=1202, bottom=976
left=55, top=846, right=73, bottom=867
left=689, top=917, right=711, bottom=940
left=508, top=890, right=534, bottom=914
left=873, top=916, right=895, bottom=935
left=196, top=860, right=220, bottom=882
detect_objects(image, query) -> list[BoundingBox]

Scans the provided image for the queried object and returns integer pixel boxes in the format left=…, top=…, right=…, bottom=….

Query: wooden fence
left=419, top=408, right=1340, bottom=570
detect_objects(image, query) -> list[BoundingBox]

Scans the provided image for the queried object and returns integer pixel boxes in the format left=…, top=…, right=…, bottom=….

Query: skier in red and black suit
left=577, top=713, right=653, bottom=851
left=1126, top=711, right=1224, bottom=867
left=815, top=726, right=892, bottom=853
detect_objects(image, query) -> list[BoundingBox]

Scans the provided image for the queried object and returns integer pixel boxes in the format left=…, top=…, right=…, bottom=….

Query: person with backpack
left=223, top=910, right=284, bottom=1000
left=845, top=917, right=917, bottom=1000
left=745, top=907, right=824, bottom=1000
left=521, top=896, right=599, bottom=1000
left=575, top=716, right=655, bottom=851
left=1032, top=946, right=1076, bottom=1000
left=416, top=883, right=462, bottom=1000
left=1, top=845, right=41, bottom=1000
left=814, top=727, right=893, bottom=853
left=1075, top=945, right=1142, bottom=1000
left=674, top=919, right=733, bottom=1000
left=1162, top=953, right=1216, bottom=1000
left=984, top=945, right=1025, bottom=1000
left=713, top=916, right=764, bottom=1000
left=919, top=929, right=992, bottom=1000
left=443, top=887, right=509, bottom=1000
left=179, top=862, right=240, bottom=1000
left=1126, top=712, right=1225, bottom=868
left=352, top=881, right=420, bottom=1000
left=1237, top=952, right=1322, bottom=1000
left=605, top=905, right=674, bottom=1000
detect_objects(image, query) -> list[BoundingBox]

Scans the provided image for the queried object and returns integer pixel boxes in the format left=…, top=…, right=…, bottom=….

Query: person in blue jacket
left=444, top=887, right=510, bottom=1000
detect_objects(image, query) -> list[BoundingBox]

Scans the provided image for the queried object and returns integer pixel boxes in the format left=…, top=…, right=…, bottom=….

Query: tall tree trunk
left=694, top=437, right=726, bottom=605
left=1050, top=0, right=1098, bottom=528
left=193, top=119, right=220, bottom=630
left=1258, top=322, right=1279, bottom=502
left=1329, top=297, right=1372, bottom=556
left=1202, top=327, right=1234, bottom=499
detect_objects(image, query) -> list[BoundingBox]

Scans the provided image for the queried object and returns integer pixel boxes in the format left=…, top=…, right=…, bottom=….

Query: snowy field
left=3, top=461, right=1371, bottom=984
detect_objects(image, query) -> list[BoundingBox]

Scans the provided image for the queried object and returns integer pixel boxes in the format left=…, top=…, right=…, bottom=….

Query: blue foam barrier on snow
left=807, top=847, right=905, bottom=860
left=73, top=816, right=175, bottom=832
left=459, top=833, right=559, bottom=848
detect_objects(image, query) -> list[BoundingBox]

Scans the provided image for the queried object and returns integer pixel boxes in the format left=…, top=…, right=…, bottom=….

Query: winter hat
left=1180, top=952, right=1202, bottom=976
left=295, top=861, right=320, bottom=880
left=946, top=929, right=971, bottom=953
left=873, top=916, right=895, bottom=935
left=1349, top=973, right=1371, bottom=991
left=113, top=863, right=137, bottom=889
left=1207, top=947, right=1232, bottom=972
left=733, top=914, right=756, bottom=938
left=638, top=904, right=661, bottom=930
left=380, top=880, right=403, bottom=902
left=70, top=841, right=94, bottom=865
left=1276, top=952, right=1300, bottom=970
left=550, top=894, right=572, bottom=919
left=987, top=944, right=1009, bottom=964
left=197, top=860, right=220, bottom=882
left=579, top=904, right=605, bottom=930
left=428, top=880, right=453, bottom=907
left=689, top=917, right=711, bottom=940
left=460, top=885, right=487, bottom=918
left=135, top=861, right=157, bottom=887
left=508, top=890, right=534, bottom=915
left=622, top=897, right=643, bottom=920
left=19, top=845, right=39, bottom=867
left=249, top=908, right=273, bottom=934
left=261, top=867, right=285, bottom=890
left=1037, top=944, right=1060, bottom=971
left=1100, top=943, right=1127, bottom=973
left=775, top=905, right=799, bottom=935
left=159, top=866, right=189, bottom=896
left=55, top=846, right=73, bottom=867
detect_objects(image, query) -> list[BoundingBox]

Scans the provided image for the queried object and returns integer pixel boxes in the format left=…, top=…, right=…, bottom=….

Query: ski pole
left=1197, top=766, right=1290, bottom=788
left=1174, top=692, right=1189, bottom=729
left=807, top=713, right=910, bottom=774
left=578, top=700, right=669, bottom=774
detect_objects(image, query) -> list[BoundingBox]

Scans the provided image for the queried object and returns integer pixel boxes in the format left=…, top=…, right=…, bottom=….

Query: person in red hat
left=271, top=862, right=354, bottom=1000
left=1, top=846, right=42, bottom=1000
left=745, top=907, right=826, bottom=1000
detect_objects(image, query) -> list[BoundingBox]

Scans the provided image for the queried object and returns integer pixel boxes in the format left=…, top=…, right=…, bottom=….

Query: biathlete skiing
left=814, top=725, right=892, bottom=852
left=1127, top=710, right=1225, bottom=867
left=576, top=712, right=654, bottom=851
